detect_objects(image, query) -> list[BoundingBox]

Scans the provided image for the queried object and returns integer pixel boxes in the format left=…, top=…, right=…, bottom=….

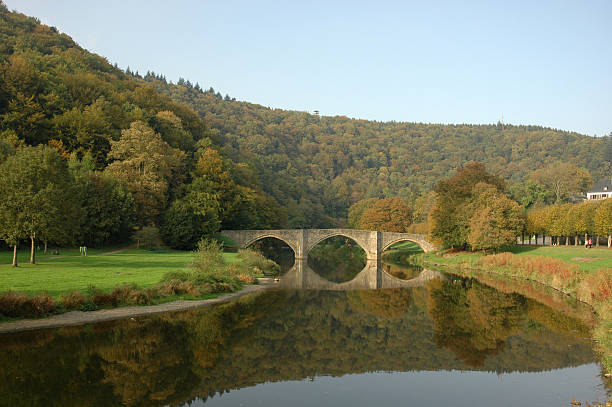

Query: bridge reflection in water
left=277, top=258, right=444, bottom=290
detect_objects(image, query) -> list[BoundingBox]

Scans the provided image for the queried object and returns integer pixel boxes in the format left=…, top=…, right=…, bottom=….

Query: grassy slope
left=426, top=245, right=612, bottom=272
left=0, top=248, right=240, bottom=297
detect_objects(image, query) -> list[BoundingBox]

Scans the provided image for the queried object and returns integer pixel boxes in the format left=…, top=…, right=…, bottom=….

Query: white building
left=587, top=179, right=612, bottom=200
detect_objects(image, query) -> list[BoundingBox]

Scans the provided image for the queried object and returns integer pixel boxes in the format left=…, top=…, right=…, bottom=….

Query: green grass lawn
left=425, top=245, right=612, bottom=272
left=0, top=246, right=113, bottom=265
left=508, top=245, right=612, bottom=272
left=0, top=248, right=241, bottom=297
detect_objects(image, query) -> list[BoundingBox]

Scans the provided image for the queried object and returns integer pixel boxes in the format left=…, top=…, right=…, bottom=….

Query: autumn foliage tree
left=467, top=183, right=525, bottom=250
left=595, top=199, right=612, bottom=247
left=347, top=198, right=378, bottom=229
left=429, top=162, right=511, bottom=249
left=105, top=121, right=185, bottom=226
left=358, top=198, right=413, bottom=232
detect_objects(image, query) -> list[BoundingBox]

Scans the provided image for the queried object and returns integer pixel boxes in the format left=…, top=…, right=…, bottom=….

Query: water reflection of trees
left=0, top=281, right=598, bottom=407
left=428, top=278, right=526, bottom=367
left=307, top=236, right=366, bottom=282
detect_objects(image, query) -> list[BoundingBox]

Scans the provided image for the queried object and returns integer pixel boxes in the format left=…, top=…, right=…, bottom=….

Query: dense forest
left=143, top=74, right=612, bottom=226
left=1, top=2, right=611, bottom=249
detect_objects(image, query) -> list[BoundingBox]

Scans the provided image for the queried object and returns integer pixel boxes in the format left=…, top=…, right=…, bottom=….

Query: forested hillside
left=0, top=3, right=283, bottom=251
left=1, top=2, right=611, bottom=243
left=144, top=76, right=612, bottom=226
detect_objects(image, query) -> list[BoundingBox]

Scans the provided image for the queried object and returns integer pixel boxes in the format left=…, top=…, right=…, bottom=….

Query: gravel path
left=0, top=281, right=276, bottom=334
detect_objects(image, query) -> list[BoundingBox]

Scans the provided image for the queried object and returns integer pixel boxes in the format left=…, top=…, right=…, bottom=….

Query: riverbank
left=0, top=243, right=280, bottom=321
left=0, top=280, right=276, bottom=333
left=423, top=248, right=612, bottom=381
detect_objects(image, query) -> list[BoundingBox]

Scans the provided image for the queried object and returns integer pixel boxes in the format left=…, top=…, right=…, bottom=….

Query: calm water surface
left=0, top=258, right=609, bottom=406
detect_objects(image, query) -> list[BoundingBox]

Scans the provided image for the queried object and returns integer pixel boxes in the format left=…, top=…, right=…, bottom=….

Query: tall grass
left=477, top=253, right=583, bottom=291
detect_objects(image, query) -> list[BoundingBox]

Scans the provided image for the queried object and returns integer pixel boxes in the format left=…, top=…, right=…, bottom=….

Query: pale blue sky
left=5, top=0, right=612, bottom=136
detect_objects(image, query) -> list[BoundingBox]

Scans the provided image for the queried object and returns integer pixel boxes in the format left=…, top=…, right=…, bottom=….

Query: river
left=0, top=244, right=609, bottom=406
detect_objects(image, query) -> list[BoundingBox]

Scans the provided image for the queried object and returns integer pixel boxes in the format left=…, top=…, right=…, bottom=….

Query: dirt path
left=0, top=281, right=276, bottom=334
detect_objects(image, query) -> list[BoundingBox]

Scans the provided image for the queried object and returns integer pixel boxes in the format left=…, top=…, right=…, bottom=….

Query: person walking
left=588, top=238, right=593, bottom=249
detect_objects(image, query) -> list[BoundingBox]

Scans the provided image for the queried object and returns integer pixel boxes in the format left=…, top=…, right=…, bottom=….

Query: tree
left=0, top=146, right=75, bottom=265
left=347, top=198, right=378, bottom=229
left=529, top=162, right=592, bottom=204
left=467, top=184, right=524, bottom=251
left=594, top=199, right=612, bottom=247
left=429, top=163, right=505, bottom=248
left=160, top=197, right=220, bottom=250
left=525, top=206, right=548, bottom=244
left=573, top=201, right=598, bottom=243
left=358, top=198, right=413, bottom=232
left=105, top=121, right=185, bottom=226
left=507, top=181, right=554, bottom=208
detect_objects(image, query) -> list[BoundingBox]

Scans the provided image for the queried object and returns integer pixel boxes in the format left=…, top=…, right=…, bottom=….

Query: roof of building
left=588, top=179, right=612, bottom=193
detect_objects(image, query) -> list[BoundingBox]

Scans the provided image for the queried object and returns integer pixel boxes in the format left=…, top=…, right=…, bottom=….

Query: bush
left=161, top=270, right=190, bottom=282
left=237, top=249, right=280, bottom=276
left=60, top=291, right=87, bottom=309
left=191, top=238, right=225, bottom=273
left=0, top=292, right=57, bottom=318
left=92, top=291, right=118, bottom=307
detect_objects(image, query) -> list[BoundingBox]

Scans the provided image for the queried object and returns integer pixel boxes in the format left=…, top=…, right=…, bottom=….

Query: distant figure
left=588, top=238, right=593, bottom=249
left=79, top=246, right=87, bottom=256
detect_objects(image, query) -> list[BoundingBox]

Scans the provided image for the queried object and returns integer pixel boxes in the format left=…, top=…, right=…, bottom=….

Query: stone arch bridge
left=220, top=229, right=436, bottom=261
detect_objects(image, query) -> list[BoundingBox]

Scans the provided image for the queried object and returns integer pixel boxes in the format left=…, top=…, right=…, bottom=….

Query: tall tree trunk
left=566, top=236, right=569, bottom=246
left=575, top=235, right=578, bottom=246
left=44, top=241, right=47, bottom=255
left=596, top=235, right=600, bottom=247
left=30, top=235, right=35, bottom=264
left=608, top=234, right=611, bottom=248
left=12, top=244, right=18, bottom=267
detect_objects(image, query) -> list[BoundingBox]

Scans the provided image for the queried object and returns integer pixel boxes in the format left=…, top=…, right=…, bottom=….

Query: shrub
left=237, top=249, right=280, bottom=276
left=161, top=270, right=190, bottom=282
left=60, top=291, right=87, bottom=309
left=191, top=238, right=225, bottom=274
left=92, top=291, right=118, bottom=307
left=0, top=292, right=57, bottom=318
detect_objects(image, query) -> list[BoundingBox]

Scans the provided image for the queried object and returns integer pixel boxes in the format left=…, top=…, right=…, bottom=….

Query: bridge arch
left=304, top=229, right=379, bottom=260
left=306, top=233, right=368, bottom=257
left=242, top=235, right=298, bottom=259
left=381, top=237, right=426, bottom=253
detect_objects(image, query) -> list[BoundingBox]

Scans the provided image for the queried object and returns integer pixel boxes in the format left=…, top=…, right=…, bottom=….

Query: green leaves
left=430, top=163, right=523, bottom=250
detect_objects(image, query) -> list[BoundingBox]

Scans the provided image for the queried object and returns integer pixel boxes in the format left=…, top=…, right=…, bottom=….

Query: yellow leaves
left=358, top=198, right=413, bottom=232
left=105, top=121, right=186, bottom=224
